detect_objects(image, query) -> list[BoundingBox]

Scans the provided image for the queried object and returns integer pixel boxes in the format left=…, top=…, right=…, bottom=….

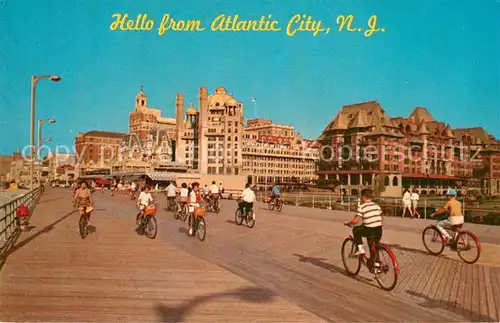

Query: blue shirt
left=272, top=187, right=280, bottom=195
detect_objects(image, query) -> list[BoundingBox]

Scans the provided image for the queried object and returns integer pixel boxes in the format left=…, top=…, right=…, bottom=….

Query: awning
left=146, top=172, right=177, bottom=181
left=96, top=179, right=111, bottom=185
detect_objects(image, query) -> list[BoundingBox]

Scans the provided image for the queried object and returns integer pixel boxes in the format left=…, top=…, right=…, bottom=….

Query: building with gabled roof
left=317, top=101, right=499, bottom=197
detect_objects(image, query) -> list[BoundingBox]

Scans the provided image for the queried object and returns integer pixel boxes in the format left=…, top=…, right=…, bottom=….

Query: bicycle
left=187, top=207, right=206, bottom=241
left=166, top=196, right=177, bottom=212
left=268, top=197, right=283, bottom=212
left=422, top=216, right=481, bottom=264
left=78, top=206, right=93, bottom=239
left=341, top=228, right=399, bottom=291
left=206, top=195, right=220, bottom=214
left=173, top=201, right=189, bottom=222
left=135, top=204, right=158, bottom=239
left=235, top=199, right=255, bottom=228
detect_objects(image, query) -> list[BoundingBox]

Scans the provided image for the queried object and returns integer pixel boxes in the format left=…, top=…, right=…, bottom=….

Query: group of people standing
left=402, top=189, right=420, bottom=218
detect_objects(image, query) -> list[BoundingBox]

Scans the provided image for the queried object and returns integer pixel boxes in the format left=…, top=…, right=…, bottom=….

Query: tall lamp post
left=37, top=137, right=52, bottom=184
left=30, top=75, right=61, bottom=189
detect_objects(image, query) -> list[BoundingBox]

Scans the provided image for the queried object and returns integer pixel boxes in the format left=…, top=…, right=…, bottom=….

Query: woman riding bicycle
left=72, top=181, right=94, bottom=224
left=188, top=182, right=201, bottom=236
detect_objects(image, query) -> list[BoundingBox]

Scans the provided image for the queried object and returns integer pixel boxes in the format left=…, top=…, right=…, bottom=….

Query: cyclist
left=209, top=181, right=219, bottom=206
left=165, top=181, right=177, bottom=210
left=431, top=188, right=463, bottom=247
left=271, top=183, right=280, bottom=203
left=136, top=186, right=154, bottom=227
left=178, top=182, right=189, bottom=212
left=188, top=182, right=201, bottom=236
left=239, top=183, right=256, bottom=218
left=72, top=181, right=94, bottom=224
left=344, top=188, right=383, bottom=256
left=202, top=184, right=210, bottom=200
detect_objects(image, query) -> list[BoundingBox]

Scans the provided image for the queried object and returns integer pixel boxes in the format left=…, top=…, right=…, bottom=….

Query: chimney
left=176, top=93, right=184, bottom=126
left=198, top=87, right=208, bottom=173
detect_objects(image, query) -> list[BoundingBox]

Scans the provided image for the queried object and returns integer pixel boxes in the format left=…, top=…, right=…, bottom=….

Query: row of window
left=207, top=167, right=240, bottom=175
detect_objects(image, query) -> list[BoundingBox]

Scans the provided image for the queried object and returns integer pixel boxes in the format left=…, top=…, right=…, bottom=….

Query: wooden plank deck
left=1, top=188, right=499, bottom=322
left=0, top=189, right=321, bottom=322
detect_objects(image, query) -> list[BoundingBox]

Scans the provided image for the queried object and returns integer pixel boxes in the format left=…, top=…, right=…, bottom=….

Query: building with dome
left=317, top=101, right=500, bottom=196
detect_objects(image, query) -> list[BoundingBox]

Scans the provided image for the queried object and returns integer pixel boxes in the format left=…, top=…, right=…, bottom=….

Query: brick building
left=75, top=131, right=125, bottom=174
left=317, top=101, right=500, bottom=196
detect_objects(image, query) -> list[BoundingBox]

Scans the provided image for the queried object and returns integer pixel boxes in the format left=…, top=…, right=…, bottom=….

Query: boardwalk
left=1, top=188, right=499, bottom=322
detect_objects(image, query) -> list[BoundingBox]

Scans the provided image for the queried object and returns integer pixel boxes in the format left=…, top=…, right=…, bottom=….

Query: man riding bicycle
left=72, top=181, right=94, bottom=224
left=344, top=188, right=383, bottom=256
left=431, top=188, right=463, bottom=248
left=209, top=181, right=220, bottom=204
left=271, top=184, right=280, bottom=203
left=239, top=183, right=256, bottom=217
left=136, top=186, right=154, bottom=227
left=165, top=181, right=177, bottom=210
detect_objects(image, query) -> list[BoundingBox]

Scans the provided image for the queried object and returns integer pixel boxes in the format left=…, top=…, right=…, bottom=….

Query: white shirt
left=210, top=184, right=219, bottom=194
left=203, top=186, right=209, bottom=193
left=410, top=193, right=419, bottom=201
left=138, top=192, right=153, bottom=206
left=189, top=191, right=198, bottom=205
left=241, top=188, right=256, bottom=203
left=402, top=191, right=411, bottom=203
left=180, top=188, right=189, bottom=197
left=131, top=183, right=137, bottom=190
left=166, top=184, right=177, bottom=197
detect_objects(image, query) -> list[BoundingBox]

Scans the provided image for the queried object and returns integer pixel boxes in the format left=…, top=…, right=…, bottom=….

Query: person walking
left=402, top=189, right=412, bottom=218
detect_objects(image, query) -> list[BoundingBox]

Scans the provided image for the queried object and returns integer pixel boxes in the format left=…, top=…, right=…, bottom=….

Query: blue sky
left=1, top=0, right=499, bottom=155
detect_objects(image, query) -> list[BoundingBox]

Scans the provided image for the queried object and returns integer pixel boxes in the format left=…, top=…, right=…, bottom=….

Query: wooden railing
left=0, top=187, right=42, bottom=267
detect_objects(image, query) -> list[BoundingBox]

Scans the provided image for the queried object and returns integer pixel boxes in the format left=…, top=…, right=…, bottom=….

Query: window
left=226, top=168, right=232, bottom=175
left=235, top=136, right=238, bottom=141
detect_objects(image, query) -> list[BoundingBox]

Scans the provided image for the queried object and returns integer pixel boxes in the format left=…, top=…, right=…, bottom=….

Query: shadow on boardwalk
left=292, top=253, right=374, bottom=286
left=406, top=290, right=497, bottom=322
left=4, top=210, right=75, bottom=258
left=155, top=286, right=276, bottom=322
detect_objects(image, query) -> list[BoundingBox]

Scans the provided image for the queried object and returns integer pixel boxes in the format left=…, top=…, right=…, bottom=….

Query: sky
left=1, top=0, right=499, bottom=155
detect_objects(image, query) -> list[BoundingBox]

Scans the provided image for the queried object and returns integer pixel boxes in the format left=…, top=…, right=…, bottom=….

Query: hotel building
left=242, top=118, right=319, bottom=185
left=317, top=101, right=500, bottom=196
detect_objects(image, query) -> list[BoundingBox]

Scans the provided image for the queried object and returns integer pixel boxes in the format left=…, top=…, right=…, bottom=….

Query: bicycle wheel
left=268, top=202, right=274, bottom=211
left=246, top=210, right=255, bottom=228
left=181, top=206, right=188, bottom=222
left=276, top=201, right=283, bottom=212
left=79, top=214, right=88, bottom=239
left=374, top=245, right=399, bottom=291
left=235, top=208, right=244, bottom=225
left=215, top=201, right=220, bottom=214
left=341, top=237, right=361, bottom=275
left=145, top=215, right=158, bottom=239
left=456, top=231, right=481, bottom=264
left=196, top=217, right=206, bottom=241
left=422, top=226, right=445, bottom=255
left=173, top=204, right=179, bottom=220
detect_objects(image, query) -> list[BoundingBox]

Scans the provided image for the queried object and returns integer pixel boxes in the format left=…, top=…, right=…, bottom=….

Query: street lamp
left=30, top=75, right=61, bottom=189
left=37, top=136, right=53, bottom=185
left=37, top=118, right=56, bottom=185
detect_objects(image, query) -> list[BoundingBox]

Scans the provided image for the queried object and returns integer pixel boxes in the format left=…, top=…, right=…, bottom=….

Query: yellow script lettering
left=110, top=13, right=154, bottom=31
left=211, top=14, right=281, bottom=32
left=364, top=15, right=380, bottom=37
left=336, top=14, right=356, bottom=32
left=158, top=14, right=205, bottom=36
left=286, top=14, right=326, bottom=37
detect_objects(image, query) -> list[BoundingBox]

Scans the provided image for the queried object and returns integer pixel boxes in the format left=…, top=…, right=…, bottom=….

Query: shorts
left=450, top=216, right=464, bottom=226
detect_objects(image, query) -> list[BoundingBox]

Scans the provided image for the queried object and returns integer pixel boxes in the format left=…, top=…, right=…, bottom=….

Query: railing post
left=347, top=195, right=350, bottom=212
left=312, top=195, right=315, bottom=209
left=424, top=197, right=427, bottom=220
left=329, top=195, right=332, bottom=209
left=295, top=194, right=298, bottom=207
left=0, top=205, right=6, bottom=242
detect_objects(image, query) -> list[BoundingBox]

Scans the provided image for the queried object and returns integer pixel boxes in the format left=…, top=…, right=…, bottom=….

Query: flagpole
left=253, top=100, right=257, bottom=118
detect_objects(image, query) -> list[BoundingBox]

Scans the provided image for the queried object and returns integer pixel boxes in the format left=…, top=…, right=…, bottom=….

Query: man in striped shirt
left=344, top=188, right=383, bottom=256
